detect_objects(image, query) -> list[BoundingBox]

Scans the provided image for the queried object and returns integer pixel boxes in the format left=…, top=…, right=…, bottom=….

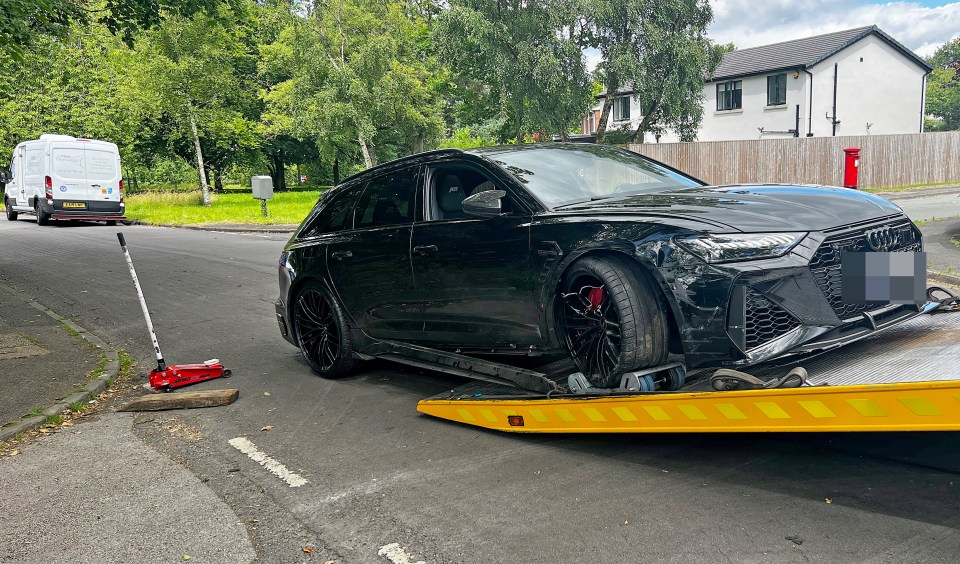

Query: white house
left=584, top=26, right=933, bottom=142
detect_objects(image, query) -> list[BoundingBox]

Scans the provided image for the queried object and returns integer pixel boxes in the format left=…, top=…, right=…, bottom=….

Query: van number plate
left=63, top=202, right=87, bottom=209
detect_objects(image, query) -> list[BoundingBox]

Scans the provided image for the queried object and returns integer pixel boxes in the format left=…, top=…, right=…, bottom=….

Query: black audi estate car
left=276, top=144, right=924, bottom=388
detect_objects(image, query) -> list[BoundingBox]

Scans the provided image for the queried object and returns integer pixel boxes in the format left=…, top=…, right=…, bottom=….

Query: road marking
left=228, top=437, right=307, bottom=488
left=378, top=543, right=425, bottom=564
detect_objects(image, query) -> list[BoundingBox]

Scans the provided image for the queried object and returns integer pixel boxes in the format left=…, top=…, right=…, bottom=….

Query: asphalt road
left=885, top=185, right=960, bottom=222
left=2, top=219, right=960, bottom=563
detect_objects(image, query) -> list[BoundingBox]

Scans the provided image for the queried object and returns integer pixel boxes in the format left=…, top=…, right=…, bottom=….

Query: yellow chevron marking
left=611, top=407, right=638, bottom=422
left=528, top=409, right=549, bottom=423
left=714, top=404, right=747, bottom=420
left=847, top=399, right=888, bottom=417
left=756, top=402, right=790, bottom=419
left=456, top=409, right=476, bottom=422
left=643, top=405, right=671, bottom=421
left=898, top=397, right=942, bottom=416
left=555, top=408, right=577, bottom=423
left=798, top=401, right=837, bottom=418
left=582, top=408, right=607, bottom=422
left=479, top=409, right=498, bottom=423
left=677, top=405, right=707, bottom=420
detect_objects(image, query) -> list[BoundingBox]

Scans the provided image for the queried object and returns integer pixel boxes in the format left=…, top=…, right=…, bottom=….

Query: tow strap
left=927, top=286, right=960, bottom=313
left=711, top=366, right=808, bottom=391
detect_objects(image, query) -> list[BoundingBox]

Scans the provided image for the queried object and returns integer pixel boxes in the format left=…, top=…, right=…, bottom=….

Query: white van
left=2, top=134, right=126, bottom=226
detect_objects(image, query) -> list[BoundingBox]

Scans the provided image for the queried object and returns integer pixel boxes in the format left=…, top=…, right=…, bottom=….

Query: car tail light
left=44, top=176, right=53, bottom=200
left=119, top=179, right=124, bottom=203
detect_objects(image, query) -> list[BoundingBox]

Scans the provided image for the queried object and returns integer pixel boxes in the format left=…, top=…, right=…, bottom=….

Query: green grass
left=125, top=187, right=326, bottom=226
left=951, top=236, right=960, bottom=249
left=45, top=414, right=63, bottom=425
left=67, top=401, right=86, bottom=413
left=866, top=181, right=959, bottom=193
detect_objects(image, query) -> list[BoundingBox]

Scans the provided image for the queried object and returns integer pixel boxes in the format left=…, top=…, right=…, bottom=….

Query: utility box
left=252, top=175, right=274, bottom=200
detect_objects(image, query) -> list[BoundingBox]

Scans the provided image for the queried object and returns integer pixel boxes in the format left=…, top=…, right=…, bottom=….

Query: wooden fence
left=626, top=131, right=960, bottom=189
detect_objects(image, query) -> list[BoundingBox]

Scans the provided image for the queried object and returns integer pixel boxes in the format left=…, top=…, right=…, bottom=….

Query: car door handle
left=331, top=250, right=353, bottom=260
left=414, top=245, right=438, bottom=255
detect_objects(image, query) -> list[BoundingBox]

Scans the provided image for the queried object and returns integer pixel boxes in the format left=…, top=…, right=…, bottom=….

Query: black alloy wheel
left=293, top=283, right=357, bottom=378
left=559, top=256, right=668, bottom=388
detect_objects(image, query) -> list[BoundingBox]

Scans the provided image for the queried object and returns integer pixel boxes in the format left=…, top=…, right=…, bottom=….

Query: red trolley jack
left=117, top=232, right=231, bottom=391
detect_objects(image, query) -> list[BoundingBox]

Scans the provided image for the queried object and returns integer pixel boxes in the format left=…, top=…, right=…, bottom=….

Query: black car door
left=409, top=161, right=540, bottom=348
left=326, top=166, right=420, bottom=339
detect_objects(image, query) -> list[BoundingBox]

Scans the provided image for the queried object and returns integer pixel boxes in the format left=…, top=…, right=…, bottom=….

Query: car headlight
left=675, top=232, right=807, bottom=263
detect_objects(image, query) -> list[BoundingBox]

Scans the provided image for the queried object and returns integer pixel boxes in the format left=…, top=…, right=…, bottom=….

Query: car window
left=481, top=145, right=702, bottom=208
left=301, top=183, right=364, bottom=237
left=353, top=167, right=417, bottom=229
left=427, top=165, right=513, bottom=221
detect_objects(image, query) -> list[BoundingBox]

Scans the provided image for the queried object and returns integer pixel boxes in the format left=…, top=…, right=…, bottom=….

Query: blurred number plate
left=63, top=202, right=87, bottom=209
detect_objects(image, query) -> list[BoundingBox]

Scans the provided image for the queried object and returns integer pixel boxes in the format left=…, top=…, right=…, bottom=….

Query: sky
left=708, top=0, right=960, bottom=56
left=584, top=1, right=960, bottom=71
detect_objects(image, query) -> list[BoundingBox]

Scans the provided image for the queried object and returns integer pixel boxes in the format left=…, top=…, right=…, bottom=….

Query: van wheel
left=4, top=198, right=17, bottom=221
left=35, top=201, right=50, bottom=226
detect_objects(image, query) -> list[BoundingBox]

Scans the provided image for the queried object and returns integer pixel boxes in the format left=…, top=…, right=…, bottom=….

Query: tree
left=433, top=0, right=593, bottom=142
left=926, top=38, right=960, bottom=132
left=125, top=3, right=261, bottom=204
left=0, top=0, right=222, bottom=63
left=585, top=0, right=721, bottom=143
left=262, top=0, right=446, bottom=170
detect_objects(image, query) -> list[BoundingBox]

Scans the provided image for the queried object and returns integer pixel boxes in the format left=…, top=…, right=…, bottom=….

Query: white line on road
left=228, top=437, right=308, bottom=488
left=378, top=543, right=426, bottom=564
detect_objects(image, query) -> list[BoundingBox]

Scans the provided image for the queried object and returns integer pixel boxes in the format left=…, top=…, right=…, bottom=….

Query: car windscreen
left=487, top=146, right=703, bottom=208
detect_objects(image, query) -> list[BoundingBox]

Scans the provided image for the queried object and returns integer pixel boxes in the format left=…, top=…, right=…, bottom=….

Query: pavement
left=0, top=284, right=256, bottom=564
left=0, top=201, right=958, bottom=564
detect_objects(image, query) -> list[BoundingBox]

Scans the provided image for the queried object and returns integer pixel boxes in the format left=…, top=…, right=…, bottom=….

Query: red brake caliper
left=585, top=287, right=605, bottom=314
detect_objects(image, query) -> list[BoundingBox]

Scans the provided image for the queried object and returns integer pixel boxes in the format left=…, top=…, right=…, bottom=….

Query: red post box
left=843, top=147, right=860, bottom=189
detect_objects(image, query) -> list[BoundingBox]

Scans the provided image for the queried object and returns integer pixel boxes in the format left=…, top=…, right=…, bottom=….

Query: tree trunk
left=333, top=158, right=340, bottom=185
left=595, top=93, right=615, bottom=143
left=414, top=132, right=424, bottom=153
left=359, top=136, right=376, bottom=168
left=187, top=99, right=211, bottom=207
left=296, top=162, right=302, bottom=185
left=214, top=169, right=223, bottom=192
left=631, top=102, right=662, bottom=144
left=267, top=149, right=287, bottom=192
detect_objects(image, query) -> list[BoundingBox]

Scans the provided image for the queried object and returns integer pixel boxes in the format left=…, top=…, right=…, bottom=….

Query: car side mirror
left=462, top=189, right=506, bottom=218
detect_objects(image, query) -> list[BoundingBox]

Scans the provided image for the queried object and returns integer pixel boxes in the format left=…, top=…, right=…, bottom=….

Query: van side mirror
left=462, top=189, right=506, bottom=218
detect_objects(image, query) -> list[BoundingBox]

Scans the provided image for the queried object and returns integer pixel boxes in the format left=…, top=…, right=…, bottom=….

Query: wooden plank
left=120, top=388, right=239, bottom=411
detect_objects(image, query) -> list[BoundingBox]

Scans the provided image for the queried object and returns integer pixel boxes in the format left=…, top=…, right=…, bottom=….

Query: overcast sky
left=584, top=1, right=959, bottom=71
left=709, top=0, right=960, bottom=57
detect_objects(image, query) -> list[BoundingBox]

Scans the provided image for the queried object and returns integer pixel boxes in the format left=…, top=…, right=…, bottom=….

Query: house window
left=767, top=73, right=787, bottom=106
left=716, top=80, right=742, bottom=111
left=613, top=96, right=631, bottom=121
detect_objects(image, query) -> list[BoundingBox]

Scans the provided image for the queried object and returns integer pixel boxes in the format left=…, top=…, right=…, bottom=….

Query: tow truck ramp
left=416, top=311, right=960, bottom=433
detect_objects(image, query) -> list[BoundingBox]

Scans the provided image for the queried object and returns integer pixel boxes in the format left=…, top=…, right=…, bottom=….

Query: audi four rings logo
left=865, top=226, right=904, bottom=251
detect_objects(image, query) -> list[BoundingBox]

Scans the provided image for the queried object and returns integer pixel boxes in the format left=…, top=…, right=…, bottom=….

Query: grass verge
left=125, top=188, right=325, bottom=225
left=866, top=181, right=959, bottom=193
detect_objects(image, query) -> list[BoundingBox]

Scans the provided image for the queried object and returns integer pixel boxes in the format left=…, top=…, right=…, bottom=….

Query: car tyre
left=35, top=201, right=50, bottom=226
left=293, top=281, right=359, bottom=378
left=558, top=256, right=668, bottom=388
left=4, top=198, right=17, bottom=221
